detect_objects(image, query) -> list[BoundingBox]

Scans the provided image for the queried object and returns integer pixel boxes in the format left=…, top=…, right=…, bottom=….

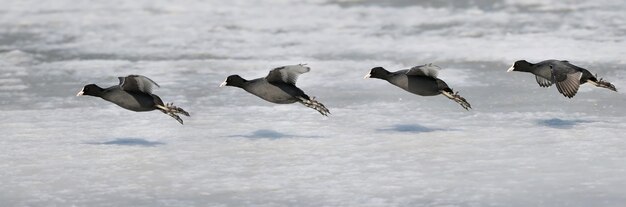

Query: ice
left=1, top=0, right=626, bottom=206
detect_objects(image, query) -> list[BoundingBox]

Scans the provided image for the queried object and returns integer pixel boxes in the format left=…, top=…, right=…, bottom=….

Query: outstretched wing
left=405, top=63, right=440, bottom=78
left=535, top=75, right=553, bottom=87
left=552, top=71, right=582, bottom=98
left=265, top=64, right=311, bottom=85
left=118, top=75, right=160, bottom=94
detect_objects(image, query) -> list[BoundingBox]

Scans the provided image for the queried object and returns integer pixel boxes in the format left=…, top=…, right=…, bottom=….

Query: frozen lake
left=1, top=0, right=626, bottom=206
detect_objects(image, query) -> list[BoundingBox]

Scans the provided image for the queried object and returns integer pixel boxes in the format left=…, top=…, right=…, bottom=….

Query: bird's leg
left=157, top=102, right=190, bottom=116
left=441, top=90, right=471, bottom=111
left=588, top=74, right=617, bottom=92
left=167, top=113, right=184, bottom=125
left=297, top=96, right=331, bottom=116
left=155, top=102, right=190, bottom=125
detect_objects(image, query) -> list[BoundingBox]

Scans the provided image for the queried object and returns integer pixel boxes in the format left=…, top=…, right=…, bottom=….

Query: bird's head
left=364, top=67, right=390, bottom=79
left=76, top=84, right=104, bottom=97
left=219, top=75, right=247, bottom=88
left=507, top=60, right=532, bottom=72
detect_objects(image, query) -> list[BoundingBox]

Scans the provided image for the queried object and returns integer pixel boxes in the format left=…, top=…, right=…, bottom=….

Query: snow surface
left=1, top=0, right=626, bottom=206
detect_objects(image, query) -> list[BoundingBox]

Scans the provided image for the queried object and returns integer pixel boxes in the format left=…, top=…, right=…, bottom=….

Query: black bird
left=219, top=64, right=330, bottom=116
left=364, top=64, right=471, bottom=110
left=76, top=75, right=190, bottom=124
left=507, top=60, right=617, bottom=98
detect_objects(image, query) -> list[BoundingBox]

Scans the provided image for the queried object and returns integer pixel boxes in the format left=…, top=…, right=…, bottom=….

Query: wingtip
left=290, top=64, right=310, bottom=72
left=427, top=63, right=441, bottom=69
left=300, top=64, right=311, bottom=72
left=562, top=93, right=575, bottom=99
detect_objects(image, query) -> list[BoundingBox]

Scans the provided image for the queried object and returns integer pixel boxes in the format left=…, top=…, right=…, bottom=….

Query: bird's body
left=241, top=78, right=307, bottom=104
left=97, top=86, right=162, bottom=111
left=77, top=75, right=189, bottom=124
left=364, top=64, right=471, bottom=110
left=220, top=64, right=330, bottom=116
left=385, top=71, right=447, bottom=96
left=508, top=59, right=617, bottom=98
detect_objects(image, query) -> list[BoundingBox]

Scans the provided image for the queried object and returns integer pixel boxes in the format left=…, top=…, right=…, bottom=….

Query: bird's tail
left=298, top=96, right=330, bottom=116
left=589, top=75, right=617, bottom=92
left=156, top=102, right=190, bottom=124
left=441, top=90, right=471, bottom=111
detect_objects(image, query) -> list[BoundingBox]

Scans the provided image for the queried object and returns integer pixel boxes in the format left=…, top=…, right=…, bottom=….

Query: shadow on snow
left=377, top=124, right=447, bottom=133
left=86, top=138, right=165, bottom=147
left=228, top=129, right=322, bottom=139
left=536, top=118, right=593, bottom=129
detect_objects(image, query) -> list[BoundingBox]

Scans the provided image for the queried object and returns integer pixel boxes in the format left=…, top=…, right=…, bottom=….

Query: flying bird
left=220, top=64, right=330, bottom=116
left=507, top=59, right=617, bottom=98
left=76, top=75, right=190, bottom=124
left=364, top=63, right=471, bottom=110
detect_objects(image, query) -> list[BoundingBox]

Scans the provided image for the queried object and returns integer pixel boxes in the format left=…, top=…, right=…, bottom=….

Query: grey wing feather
left=405, top=63, right=440, bottom=78
left=535, top=75, right=553, bottom=87
left=265, top=64, right=311, bottom=85
left=394, top=69, right=409, bottom=74
left=118, top=75, right=160, bottom=94
left=561, top=61, right=588, bottom=71
left=553, top=72, right=582, bottom=98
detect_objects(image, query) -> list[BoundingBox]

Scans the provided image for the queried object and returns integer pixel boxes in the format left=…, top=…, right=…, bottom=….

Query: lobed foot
left=156, top=102, right=190, bottom=124
left=298, top=96, right=331, bottom=116
left=442, top=90, right=472, bottom=111
left=592, top=75, right=617, bottom=92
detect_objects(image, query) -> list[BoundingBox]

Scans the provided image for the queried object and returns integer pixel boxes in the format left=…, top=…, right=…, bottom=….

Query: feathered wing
left=118, top=75, right=160, bottom=94
left=552, top=72, right=582, bottom=98
left=405, top=63, right=440, bottom=78
left=265, top=64, right=311, bottom=85
left=535, top=75, right=553, bottom=87
left=560, top=60, right=588, bottom=71
left=556, top=60, right=617, bottom=92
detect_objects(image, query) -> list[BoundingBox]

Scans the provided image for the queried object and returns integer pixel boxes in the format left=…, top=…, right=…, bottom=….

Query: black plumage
left=76, top=75, right=190, bottom=124
left=364, top=64, right=471, bottom=110
left=507, top=60, right=617, bottom=98
left=220, top=64, right=330, bottom=116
